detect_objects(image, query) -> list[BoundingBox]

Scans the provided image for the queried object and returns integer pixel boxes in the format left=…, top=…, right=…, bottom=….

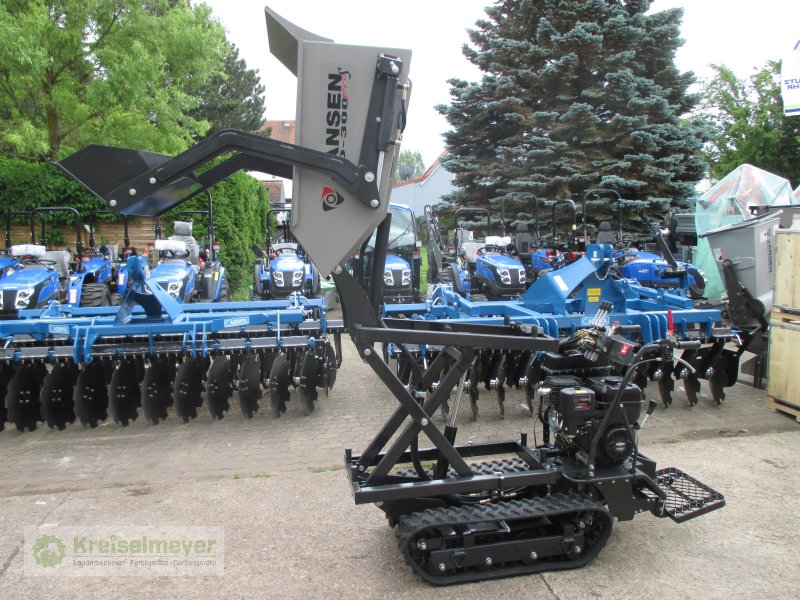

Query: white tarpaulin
left=794, top=184, right=800, bottom=200
left=782, top=40, right=800, bottom=117
left=694, top=164, right=797, bottom=301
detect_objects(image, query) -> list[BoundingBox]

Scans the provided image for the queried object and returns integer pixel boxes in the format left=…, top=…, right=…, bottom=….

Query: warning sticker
left=588, top=296, right=600, bottom=304
left=587, top=288, right=601, bottom=296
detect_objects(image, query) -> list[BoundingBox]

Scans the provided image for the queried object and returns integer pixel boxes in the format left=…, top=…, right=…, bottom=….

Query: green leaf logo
left=32, top=535, right=65, bottom=568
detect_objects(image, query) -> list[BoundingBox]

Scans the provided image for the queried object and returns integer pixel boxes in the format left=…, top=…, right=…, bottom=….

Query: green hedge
left=0, top=157, right=268, bottom=296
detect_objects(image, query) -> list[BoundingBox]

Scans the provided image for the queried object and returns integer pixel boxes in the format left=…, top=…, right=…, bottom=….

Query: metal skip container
left=699, top=211, right=782, bottom=318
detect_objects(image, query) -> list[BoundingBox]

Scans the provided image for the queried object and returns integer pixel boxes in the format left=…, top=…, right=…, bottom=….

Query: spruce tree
left=438, top=0, right=707, bottom=237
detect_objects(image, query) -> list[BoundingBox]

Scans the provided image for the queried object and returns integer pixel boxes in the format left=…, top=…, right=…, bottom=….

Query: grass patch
left=665, top=438, right=682, bottom=444
left=309, top=465, right=346, bottom=474
left=106, top=482, right=125, bottom=489
left=419, top=246, right=428, bottom=295
left=234, top=472, right=270, bottom=479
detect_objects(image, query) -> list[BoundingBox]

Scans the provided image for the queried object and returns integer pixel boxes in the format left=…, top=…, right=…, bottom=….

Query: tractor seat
left=460, top=241, right=484, bottom=263
left=596, top=221, right=616, bottom=244
left=515, top=223, right=533, bottom=254
left=168, top=221, right=200, bottom=266
left=44, top=251, right=70, bottom=279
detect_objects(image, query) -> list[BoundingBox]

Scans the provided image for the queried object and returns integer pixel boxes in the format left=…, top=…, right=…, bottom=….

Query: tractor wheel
left=217, top=278, right=229, bottom=302
left=253, top=263, right=264, bottom=298
left=80, top=283, right=112, bottom=307
left=110, top=293, right=123, bottom=306
left=687, top=267, right=706, bottom=300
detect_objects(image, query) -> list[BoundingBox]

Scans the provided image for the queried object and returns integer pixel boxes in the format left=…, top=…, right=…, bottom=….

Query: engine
left=541, top=374, right=642, bottom=467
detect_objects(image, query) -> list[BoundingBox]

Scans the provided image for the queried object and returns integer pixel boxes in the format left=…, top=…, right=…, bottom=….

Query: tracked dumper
left=5, top=6, right=723, bottom=585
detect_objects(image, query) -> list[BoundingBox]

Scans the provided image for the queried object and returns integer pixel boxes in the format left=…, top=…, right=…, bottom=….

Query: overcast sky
left=201, top=0, right=799, bottom=167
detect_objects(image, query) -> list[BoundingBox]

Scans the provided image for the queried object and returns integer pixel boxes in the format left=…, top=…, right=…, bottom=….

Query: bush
left=0, top=156, right=269, bottom=296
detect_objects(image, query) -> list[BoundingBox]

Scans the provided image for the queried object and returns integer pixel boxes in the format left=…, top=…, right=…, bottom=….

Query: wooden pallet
left=771, top=306, right=800, bottom=326
left=765, top=396, right=800, bottom=422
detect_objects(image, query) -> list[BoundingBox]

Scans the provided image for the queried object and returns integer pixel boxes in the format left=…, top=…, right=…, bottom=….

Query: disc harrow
left=0, top=256, right=343, bottom=432
left=384, top=244, right=737, bottom=418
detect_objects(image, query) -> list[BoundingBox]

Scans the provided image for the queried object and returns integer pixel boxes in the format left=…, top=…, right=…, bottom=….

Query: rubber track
left=396, top=490, right=611, bottom=585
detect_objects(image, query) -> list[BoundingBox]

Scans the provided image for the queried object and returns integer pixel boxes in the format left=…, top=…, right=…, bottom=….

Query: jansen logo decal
left=321, top=187, right=344, bottom=211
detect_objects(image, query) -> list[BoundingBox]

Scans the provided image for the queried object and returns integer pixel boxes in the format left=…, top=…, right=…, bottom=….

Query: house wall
left=389, top=166, right=456, bottom=216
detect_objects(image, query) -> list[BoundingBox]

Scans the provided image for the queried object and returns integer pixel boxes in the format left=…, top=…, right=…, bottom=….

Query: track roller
left=269, top=352, right=292, bottom=417
left=237, top=354, right=262, bottom=419
left=173, top=358, right=204, bottom=423
left=74, top=362, right=109, bottom=428
left=6, top=364, right=44, bottom=432
left=141, top=358, right=172, bottom=425
left=298, top=351, right=320, bottom=415
left=40, top=364, right=76, bottom=430
left=395, top=491, right=613, bottom=585
left=109, top=360, right=140, bottom=426
left=206, top=356, right=233, bottom=420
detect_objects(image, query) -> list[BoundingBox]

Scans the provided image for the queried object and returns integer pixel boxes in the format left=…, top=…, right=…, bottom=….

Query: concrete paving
left=0, top=336, right=797, bottom=598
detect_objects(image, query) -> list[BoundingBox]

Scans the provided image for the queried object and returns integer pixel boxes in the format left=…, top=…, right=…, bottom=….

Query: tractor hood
left=384, top=254, right=410, bottom=271
left=479, top=253, right=525, bottom=270
left=272, top=254, right=305, bottom=272
left=0, top=268, right=54, bottom=288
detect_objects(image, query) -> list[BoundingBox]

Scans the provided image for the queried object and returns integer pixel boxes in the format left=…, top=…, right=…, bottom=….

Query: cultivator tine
left=677, top=349, right=701, bottom=406
left=468, top=361, right=480, bottom=420
left=109, top=360, right=140, bottom=426
left=523, top=354, right=542, bottom=416
left=206, top=356, right=233, bottom=420
left=299, top=351, right=320, bottom=415
left=237, top=353, right=263, bottom=419
left=74, top=362, right=109, bottom=428
left=6, top=365, right=44, bottom=432
left=141, top=359, right=172, bottom=425
left=655, top=361, right=674, bottom=407
left=40, top=364, right=76, bottom=430
left=269, top=352, right=292, bottom=417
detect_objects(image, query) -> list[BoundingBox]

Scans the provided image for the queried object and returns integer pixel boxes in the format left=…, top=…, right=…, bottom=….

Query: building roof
left=261, top=179, right=285, bottom=203
left=392, top=151, right=448, bottom=189
left=257, top=120, right=296, bottom=144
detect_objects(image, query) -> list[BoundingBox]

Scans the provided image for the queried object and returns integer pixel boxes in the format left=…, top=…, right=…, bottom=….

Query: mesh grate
left=654, top=467, right=726, bottom=523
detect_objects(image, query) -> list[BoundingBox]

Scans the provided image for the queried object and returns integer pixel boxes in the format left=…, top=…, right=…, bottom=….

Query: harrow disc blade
left=0, top=365, right=14, bottom=431
left=6, top=365, right=43, bottom=432
left=109, top=361, right=140, bottom=426
left=173, top=358, right=204, bottom=423
left=238, top=354, right=262, bottom=419
left=141, top=359, right=171, bottom=425
left=74, top=362, right=109, bottom=428
left=299, top=352, right=320, bottom=415
left=323, top=343, right=337, bottom=392
left=269, top=352, right=291, bottom=417
left=206, top=356, right=233, bottom=420
left=40, top=364, right=76, bottom=430
left=261, top=353, right=276, bottom=389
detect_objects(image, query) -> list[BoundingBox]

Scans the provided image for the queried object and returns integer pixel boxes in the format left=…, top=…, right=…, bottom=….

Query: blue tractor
left=581, top=189, right=707, bottom=299
left=252, top=203, right=320, bottom=299
left=352, top=202, right=422, bottom=304
left=519, top=196, right=583, bottom=281
left=0, top=207, right=115, bottom=316
left=122, top=192, right=229, bottom=303
left=443, top=207, right=527, bottom=299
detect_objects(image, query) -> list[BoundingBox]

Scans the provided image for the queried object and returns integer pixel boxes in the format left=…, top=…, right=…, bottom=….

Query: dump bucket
left=699, top=211, right=782, bottom=319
